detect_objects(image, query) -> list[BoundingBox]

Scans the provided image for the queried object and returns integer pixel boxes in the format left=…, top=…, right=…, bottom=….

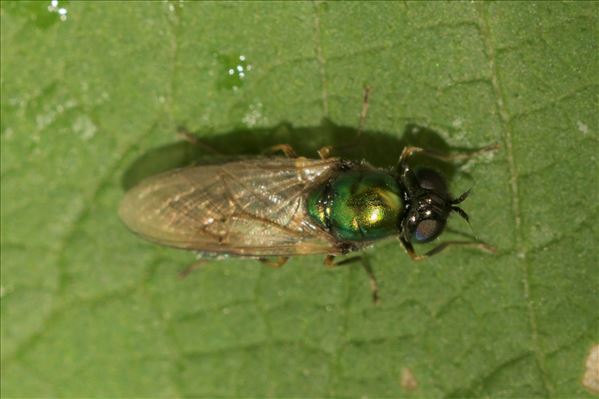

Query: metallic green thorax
left=307, top=171, right=404, bottom=241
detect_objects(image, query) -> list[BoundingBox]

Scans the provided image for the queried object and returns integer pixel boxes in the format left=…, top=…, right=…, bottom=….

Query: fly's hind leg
left=259, top=256, right=290, bottom=269
left=399, top=237, right=496, bottom=261
left=324, top=255, right=380, bottom=304
left=179, top=260, right=209, bottom=279
left=176, top=126, right=223, bottom=155
left=177, top=126, right=200, bottom=144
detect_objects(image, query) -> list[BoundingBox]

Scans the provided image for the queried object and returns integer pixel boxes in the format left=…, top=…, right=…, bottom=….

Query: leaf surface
left=1, top=2, right=597, bottom=397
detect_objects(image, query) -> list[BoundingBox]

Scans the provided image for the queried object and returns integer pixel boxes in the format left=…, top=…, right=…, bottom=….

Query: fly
left=119, top=88, right=497, bottom=302
left=119, top=142, right=497, bottom=302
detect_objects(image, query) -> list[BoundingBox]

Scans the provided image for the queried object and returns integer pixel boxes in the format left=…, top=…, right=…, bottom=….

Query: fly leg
left=178, top=260, right=209, bottom=278
left=324, top=255, right=380, bottom=304
left=177, top=127, right=200, bottom=144
left=317, top=146, right=333, bottom=159
left=356, top=84, right=372, bottom=138
left=259, top=256, right=290, bottom=268
left=398, top=143, right=499, bottom=170
left=399, top=237, right=496, bottom=261
left=317, top=85, right=372, bottom=160
left=263, top=144, right=298, bottom=158
left=176, top=126, right=223, bottom=155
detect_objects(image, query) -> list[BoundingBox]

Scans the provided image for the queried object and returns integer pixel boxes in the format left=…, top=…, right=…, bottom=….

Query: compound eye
left=416, top=168, right=448, bottom=197
left=412, top=219, right=445, bottom=243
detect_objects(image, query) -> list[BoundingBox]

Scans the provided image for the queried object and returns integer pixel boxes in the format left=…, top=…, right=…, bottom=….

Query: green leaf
left=2, top=1, right=597, bottom=397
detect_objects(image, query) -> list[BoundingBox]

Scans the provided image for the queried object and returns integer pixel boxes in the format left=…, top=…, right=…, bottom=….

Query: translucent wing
left=119, top=157, right=343, bottom=256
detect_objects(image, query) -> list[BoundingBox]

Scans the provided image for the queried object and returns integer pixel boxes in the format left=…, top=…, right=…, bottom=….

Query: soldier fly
left=119, top=90, right=497, bottom=302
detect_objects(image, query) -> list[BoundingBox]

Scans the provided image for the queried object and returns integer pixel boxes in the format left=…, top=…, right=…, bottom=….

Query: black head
left=400, top=168, right=470, bottom=244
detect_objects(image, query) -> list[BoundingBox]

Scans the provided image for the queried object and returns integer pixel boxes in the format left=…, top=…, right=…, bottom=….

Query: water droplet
left=217, top=53, right=252, bottom=91
left=2, top=1, right=69, bottom=28
left=48, top=0, right=68, bottom=22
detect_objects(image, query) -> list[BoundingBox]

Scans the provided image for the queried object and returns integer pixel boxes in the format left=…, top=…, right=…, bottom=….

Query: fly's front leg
left=423, top=241, right=496, bottom=257
left=324, top=255, right=380, bottom=304
left=440, top=143, right=500, bottom=162
left=399, top=236, right=496, bottom=261
left=399, top=237, right=425, bottom=261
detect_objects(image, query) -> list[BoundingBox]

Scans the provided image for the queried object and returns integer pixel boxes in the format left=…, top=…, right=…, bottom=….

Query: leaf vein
left=312, top=1, right=329, bottom=116
left=476, top=5, right=553, bottom=397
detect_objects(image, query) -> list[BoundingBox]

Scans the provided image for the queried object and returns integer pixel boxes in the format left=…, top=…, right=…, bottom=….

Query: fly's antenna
left=450, top=188, right=478, bottom=239
left=451, top=205, right=470, bottom=223
left=450, top=188, right=471, bottom=205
